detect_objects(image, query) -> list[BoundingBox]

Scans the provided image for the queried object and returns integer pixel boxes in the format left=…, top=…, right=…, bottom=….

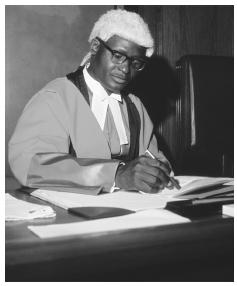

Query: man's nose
left=119, top=59, right=130, bottom=74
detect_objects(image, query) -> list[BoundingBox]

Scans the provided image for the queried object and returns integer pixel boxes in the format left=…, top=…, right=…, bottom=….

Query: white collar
left=83, top=66, right=122, bottom=102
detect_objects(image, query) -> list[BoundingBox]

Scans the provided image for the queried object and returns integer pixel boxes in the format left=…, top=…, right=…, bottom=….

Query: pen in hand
left=145, top=150, right=181, bottom=190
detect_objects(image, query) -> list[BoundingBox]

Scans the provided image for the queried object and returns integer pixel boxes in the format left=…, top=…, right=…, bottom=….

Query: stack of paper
left=31, top=189, right=173, bottom=211
left=161, top=176, right=234, bottom=199
left=28, top=209, right=190, bottom=239
left=30, top=176, right=234, bottom=211
left=5, top=193, right=56, bottom=221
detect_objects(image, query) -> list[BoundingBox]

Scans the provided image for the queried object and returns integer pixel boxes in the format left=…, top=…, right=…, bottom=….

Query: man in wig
left=9, top=9, right=173, bottom=194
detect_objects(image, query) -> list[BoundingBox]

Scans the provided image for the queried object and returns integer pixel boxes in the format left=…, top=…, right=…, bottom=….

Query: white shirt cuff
left=110, top=182, right=121, bottom=193
left=109, top=161, right=125, bottom=193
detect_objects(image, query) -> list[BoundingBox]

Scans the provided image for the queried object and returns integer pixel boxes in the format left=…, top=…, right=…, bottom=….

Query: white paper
left=160, top=176, right=233, bottom=198
left=222, top=204, right=234, bottom=217
left=31, top=189, right=174, bottom=211
left=31, top=176, right=233, bottom=211
left=28, top=209, right=190, bottom=239
left=5, top=193, right=56, bottom=221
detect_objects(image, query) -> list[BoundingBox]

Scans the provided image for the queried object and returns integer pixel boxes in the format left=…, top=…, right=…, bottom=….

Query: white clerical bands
left=83, top=66, right=128, bottom=146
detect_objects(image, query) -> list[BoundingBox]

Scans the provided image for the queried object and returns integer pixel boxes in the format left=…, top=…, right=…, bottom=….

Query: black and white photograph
left=5, top=4, right=234, bottom=283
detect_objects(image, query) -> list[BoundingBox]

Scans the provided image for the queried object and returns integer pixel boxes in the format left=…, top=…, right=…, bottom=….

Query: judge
left=9, top=9, right=173, bottom=194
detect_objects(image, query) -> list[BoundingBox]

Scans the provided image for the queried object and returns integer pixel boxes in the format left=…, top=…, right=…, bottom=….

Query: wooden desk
left=6, top=188, right=234, bottom=282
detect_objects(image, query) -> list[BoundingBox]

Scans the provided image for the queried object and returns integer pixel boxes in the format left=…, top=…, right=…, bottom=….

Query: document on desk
left=28, top=209, right=190, bottom=239
left=30, top=176, right=234, bottom=211
left=31, top=188, right=171, bottom=211
left=222, top=204, right=234, bottom=217
left=5, top=193, right=56, bottom=221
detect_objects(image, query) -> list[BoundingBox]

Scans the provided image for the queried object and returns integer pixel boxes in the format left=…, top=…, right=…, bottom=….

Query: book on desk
left=24, top=175, right=233, bottom=217
left=162, top=176, right=234, bottom=218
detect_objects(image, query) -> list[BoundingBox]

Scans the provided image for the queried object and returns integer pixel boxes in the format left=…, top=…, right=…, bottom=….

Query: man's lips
left=111, top=75, right=129, bottom=84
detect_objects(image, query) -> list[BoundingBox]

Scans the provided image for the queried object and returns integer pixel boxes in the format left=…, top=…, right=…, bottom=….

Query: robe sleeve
left=129, top=94, right=173, bottom=173
left=8, top=90, right=120, bottom=195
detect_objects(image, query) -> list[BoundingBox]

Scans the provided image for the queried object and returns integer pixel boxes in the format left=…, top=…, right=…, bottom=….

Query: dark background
left=124, top=5, right=234, bottom=175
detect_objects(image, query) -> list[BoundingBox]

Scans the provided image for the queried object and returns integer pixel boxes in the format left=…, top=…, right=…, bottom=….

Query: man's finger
left=142, top=156, right=171, bottom=175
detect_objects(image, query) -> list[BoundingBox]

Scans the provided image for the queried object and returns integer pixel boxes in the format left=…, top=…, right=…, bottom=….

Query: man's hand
left=115, top=155, right=172, bottom=193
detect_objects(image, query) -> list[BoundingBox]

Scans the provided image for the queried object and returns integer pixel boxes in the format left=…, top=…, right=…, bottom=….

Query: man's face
left=88, top=35, right=147, bottom=94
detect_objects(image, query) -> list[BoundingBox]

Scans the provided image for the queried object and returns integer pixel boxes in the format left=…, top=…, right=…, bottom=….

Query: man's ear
left=90, top=38, right=101, bottom=55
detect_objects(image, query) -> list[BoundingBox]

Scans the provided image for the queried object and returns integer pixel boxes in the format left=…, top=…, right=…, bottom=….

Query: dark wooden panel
left=175, top=55, right=234, bottom=176
left=215, top=6, right=234, bottom=56
left=125, top=5, right=234, bottom=172
left=161, top=5, right=234, bottom=66
left=130, top=5, right=234, bottom=64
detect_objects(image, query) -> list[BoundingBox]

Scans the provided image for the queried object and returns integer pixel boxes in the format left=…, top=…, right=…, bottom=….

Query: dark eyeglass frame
left=96, top=37, right=147, bottom=71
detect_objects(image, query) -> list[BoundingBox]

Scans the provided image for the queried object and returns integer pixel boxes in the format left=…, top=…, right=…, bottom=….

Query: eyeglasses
left=96, top=37, right=147, bottom=71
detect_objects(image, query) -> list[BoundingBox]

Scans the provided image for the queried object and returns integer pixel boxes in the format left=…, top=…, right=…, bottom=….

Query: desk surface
left=6, top=188, right=234, bottom=282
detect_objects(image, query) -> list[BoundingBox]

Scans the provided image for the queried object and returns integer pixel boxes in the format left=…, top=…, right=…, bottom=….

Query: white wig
left=81, top=9, right=154, bottom=65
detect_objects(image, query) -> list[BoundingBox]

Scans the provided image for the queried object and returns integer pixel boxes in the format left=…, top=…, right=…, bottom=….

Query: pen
left=145, top=150, right=181, bottom=190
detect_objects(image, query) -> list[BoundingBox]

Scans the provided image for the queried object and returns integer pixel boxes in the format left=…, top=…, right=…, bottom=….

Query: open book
left=161, top=176, right=234, bottom=199
left=28, top=176, right=234, bottom=212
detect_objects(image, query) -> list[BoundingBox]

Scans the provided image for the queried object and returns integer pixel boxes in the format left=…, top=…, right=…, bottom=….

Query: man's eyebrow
left=112, top=47, right=146, bottom=59
left=111, top=47, right=127, bottom=53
